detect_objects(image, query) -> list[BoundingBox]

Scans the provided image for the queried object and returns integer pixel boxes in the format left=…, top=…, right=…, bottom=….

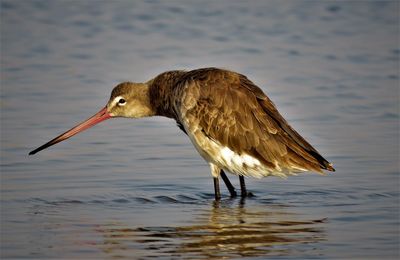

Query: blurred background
left=1, top=0, right=399, bottom=259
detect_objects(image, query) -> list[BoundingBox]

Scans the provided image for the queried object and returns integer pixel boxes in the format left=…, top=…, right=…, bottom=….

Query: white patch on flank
left=216, top=146, right=267, bottom=178
left=220, top=147, right=261, bottom=168
left=180, top=113, right=308, bottom=180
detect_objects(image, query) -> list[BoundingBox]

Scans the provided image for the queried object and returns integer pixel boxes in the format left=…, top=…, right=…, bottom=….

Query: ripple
left=326, top=5, right=341, bottom=13
left=136, top=14, right=155, bottom=21
left=30, top=45, right=51, bottom=55
left=374, top=112, right=399, bottom=120
left=176, top=195, right=197, bottom=201
left=1, top=1, right=14, bottom=9
left=196, top=193, right=216, bottom=200
left=367, top=192, right=395, bottom=199
left=335, top=92, right=365, bottom=100
left=46, top=199, right=84, bottom=205
left=154, top=195, right=179, bottom=203
left=112, top=198, right=130, bottom=203
left=69, top=53, right=93, bottom=60
left=166, top=6, right=184, bottom=14
left=239, top=47, right=263, bottom=54
left=134, top=197, right=157, bottom=204
left=212, top=35, right=229, bottom=42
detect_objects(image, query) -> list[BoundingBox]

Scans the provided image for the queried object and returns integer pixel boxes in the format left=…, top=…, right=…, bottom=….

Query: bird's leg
left=239, top=175, right=254, bottom=197
left=213, top=177, right=221, bottom=200
left=220, top=170, right=237, bottom=197
left=239, top=175, right=247, bottom=197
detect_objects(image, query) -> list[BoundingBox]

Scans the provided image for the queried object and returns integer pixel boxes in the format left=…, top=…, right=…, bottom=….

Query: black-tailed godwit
left=29, top=68, right=335, bottom=200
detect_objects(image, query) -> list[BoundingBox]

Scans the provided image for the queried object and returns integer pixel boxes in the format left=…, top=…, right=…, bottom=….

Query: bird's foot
left=229, top=190, right=238, bottom=198
left=241, top=191, right=255, bottom=198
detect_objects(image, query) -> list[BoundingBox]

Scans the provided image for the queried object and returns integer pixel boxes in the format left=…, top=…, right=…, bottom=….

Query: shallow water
left=1, top=0, right=399, bottom=259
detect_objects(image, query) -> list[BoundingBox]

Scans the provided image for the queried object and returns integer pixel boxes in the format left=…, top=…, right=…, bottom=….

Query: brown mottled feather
left=149, top=67, right=334, bottom=174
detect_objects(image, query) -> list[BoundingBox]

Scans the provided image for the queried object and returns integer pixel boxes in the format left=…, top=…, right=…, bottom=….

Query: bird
left=29, top=67, right=335, bottom=200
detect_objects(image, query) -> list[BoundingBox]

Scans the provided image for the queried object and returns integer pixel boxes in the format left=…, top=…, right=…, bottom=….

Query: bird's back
left=149, top=68, right=334, bottom=177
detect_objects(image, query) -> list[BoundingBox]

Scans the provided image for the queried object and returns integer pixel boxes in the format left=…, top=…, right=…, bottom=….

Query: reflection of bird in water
left=29, top=68, right=334, bottom=199
left=95, top=200, right=326, bottom=258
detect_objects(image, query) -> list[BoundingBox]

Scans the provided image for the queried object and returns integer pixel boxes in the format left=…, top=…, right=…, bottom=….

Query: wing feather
left=180, top=68, right=334, bottom=174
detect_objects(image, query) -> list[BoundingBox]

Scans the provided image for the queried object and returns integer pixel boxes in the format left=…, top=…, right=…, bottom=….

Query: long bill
left=29, top=106, right=112, bottom=155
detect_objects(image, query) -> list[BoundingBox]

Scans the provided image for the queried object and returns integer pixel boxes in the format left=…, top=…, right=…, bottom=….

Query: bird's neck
left=129, top=83, right=157, bottom=118
left=147, top=70, right=186, bottom=120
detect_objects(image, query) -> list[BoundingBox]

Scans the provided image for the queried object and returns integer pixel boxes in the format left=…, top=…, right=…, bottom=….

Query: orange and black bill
left=29, top=106, right=112, bottom=155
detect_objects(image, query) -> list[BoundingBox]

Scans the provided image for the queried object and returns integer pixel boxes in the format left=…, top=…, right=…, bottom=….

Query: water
left=1, top=0, right=399, bottom=259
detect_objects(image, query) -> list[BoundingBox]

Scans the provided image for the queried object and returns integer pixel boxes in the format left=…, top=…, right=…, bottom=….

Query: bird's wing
left=179, top=68, right=334, bottom=173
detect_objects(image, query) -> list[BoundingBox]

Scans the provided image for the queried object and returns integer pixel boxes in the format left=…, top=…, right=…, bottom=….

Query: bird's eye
left=118, top=98, right=126, bottom=105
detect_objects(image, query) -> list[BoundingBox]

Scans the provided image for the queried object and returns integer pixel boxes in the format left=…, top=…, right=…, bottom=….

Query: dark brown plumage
left=146, top=68, right=334, bottom=176
left=29, top=67, right=334, bottom=199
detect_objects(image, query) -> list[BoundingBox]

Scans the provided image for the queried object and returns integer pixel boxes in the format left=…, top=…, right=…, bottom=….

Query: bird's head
left=29, top=82, right=154, bottom=155
left=106, top=82, right=154, bottom=118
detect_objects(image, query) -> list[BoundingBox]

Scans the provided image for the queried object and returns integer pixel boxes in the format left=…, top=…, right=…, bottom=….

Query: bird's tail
left=308, top=150, right=335, bottom=172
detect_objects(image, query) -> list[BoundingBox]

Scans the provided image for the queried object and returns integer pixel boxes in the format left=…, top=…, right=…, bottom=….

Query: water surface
left=1, top=0, right=399, bottom=259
